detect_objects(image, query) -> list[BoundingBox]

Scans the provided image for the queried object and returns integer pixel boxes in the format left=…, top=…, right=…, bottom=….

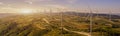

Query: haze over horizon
left=0, top=0, right=120, bottom=13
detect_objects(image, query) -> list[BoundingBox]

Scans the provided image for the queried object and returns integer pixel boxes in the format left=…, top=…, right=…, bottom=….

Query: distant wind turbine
left=109, top=9, right=112, bottom=21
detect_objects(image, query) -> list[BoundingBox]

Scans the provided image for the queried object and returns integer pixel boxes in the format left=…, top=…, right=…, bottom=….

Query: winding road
left=62, top=27, right=91, bottom=36
left=42, top=18, right=91, bottom=36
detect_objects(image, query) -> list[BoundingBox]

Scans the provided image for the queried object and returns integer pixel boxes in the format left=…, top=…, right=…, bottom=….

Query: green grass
left=0, top=14, right=120, bottom=36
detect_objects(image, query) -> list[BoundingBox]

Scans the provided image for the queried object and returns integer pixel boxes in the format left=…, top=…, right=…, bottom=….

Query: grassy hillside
left=0, top=13, right=120, bottom=36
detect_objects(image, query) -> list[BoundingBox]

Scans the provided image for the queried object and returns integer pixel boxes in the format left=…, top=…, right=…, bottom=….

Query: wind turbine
left=94, top=8, right=99, bottom=17
left=49, top=8, right=52, bottom=19
left=86, top=2, right=93, bottom=36
left=109, top=9, right=112, bottom=21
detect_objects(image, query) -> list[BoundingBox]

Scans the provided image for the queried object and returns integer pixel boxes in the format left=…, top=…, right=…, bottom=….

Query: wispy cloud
left=0, top=2, right=4, bottom=5
left=27, top=0, right=44, bottom=1
left=24, top=1, right=33, bottom=4
left=44, top=4, right=69, bottom=9
left=66, top=0, right=77, bottom=3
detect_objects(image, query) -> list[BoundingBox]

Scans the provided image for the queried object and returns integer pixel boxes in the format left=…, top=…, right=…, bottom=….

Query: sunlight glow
left=20, top=9, right=33, bottom=14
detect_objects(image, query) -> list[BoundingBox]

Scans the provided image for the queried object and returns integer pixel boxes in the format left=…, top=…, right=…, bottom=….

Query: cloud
left=24, top=1, right=33, bottom=4
left=26, top=0, right=53, bottom=2
left=45, top=5, right=69, bottom=9
left=24, top=0, right=54, bottom=5
left=0, top=2, right=4, bottom=5
left=66, top=0, right=77, bottom=3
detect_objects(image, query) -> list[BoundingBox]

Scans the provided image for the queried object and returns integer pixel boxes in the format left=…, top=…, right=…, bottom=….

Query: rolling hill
left=0, top=12, right=120, bottom=36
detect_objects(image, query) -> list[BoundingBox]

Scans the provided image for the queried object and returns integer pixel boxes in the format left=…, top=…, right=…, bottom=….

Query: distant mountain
left=0, top=12, right=120, bottom=19
left=113, top=13, right=120, bottom=16
left=0, top=13, right=15, bottom=18
left=61, top=12, right=120, bottom=19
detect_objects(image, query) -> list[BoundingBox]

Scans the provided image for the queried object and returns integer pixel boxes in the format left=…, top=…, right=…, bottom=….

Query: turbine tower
left=109, top=9, right=112, bottom=21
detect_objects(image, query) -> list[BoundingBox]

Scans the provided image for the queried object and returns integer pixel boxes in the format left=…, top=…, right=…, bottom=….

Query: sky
left=0, top=0, right=120, bottom=13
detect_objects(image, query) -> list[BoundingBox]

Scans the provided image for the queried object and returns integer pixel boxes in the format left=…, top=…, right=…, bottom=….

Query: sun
left=20, top=9, right=33, bottom=14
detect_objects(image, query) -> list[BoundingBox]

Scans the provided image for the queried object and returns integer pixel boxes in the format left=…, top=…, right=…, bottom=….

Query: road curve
left=62, top=27, right=91, bottom=36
